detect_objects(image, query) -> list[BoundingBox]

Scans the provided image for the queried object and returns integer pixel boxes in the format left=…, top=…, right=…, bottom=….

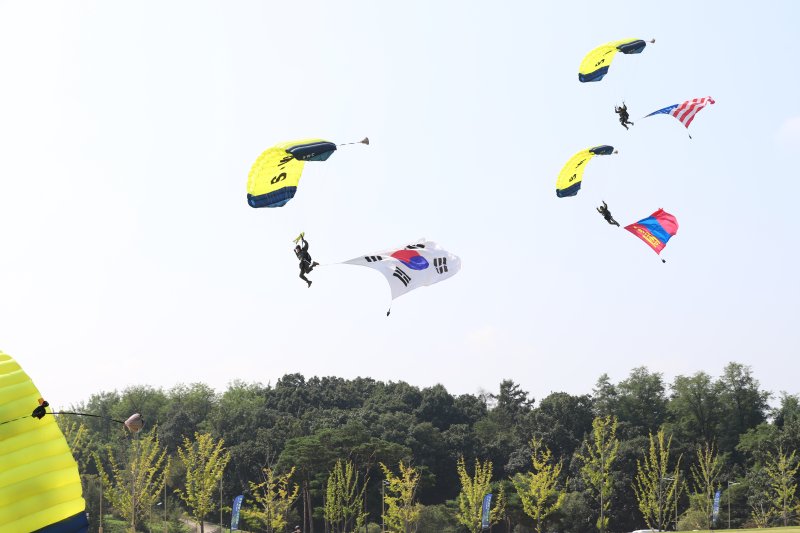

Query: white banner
left=343, top=239, right=461, bottom=301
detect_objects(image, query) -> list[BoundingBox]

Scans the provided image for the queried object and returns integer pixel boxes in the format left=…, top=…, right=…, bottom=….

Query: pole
left=132, top=431, right=139, bottom=532
left=164, top=476, right=168, bottom=533
left=661, top=476, right=675, bottom=531
left=728, top=482, right=731, bottom=529
left=219, top=475, right=223, bottom=533
left=727, top=481, right=739, bottom=529
left=381, top=480, right=386, bottom=533
left=675, top=471, right=678, bottom=531
left=600, top=446, right=604, bottom=533
left=99, top=477, right=104, bottom=533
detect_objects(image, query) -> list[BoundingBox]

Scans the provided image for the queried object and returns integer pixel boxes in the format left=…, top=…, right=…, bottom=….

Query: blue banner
left=481, top=493, right=492, bottom=531
left=712, top=489, right=721, bottom=526
left=231, top=494, right=244, bottom=531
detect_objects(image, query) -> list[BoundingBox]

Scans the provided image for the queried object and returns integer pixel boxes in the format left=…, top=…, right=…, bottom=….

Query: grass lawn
left=688, top=526, right=800, bottom=533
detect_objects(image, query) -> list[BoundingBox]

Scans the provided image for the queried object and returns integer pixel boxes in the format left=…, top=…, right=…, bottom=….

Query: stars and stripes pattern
left=645, top=96, right=715, bottom=129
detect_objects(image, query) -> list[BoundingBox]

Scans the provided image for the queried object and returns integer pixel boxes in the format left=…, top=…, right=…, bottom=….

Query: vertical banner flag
left=481, top=493, right=493, bottom=531
left=624, top=209, right=679, bottom=258
left=231, top=494, right=244, bottom=531
left=712, top=489, right=721, bottom=526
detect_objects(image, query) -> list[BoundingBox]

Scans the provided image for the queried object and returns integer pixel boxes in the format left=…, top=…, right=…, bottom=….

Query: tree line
left=61, top=362, right=800, bottom=531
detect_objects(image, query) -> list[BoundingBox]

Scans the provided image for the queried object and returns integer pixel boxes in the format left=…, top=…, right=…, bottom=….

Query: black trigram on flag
left=434, top=257, right=448, bottom=274
left=405, top=244, right=426, bottom=250
left=364, top=255, right=383, bottom=262
left=393, top=267, right=411, bottom=287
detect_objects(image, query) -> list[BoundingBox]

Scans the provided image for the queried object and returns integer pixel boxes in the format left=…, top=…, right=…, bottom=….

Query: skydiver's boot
left=307, top=280, right=312, bottom=288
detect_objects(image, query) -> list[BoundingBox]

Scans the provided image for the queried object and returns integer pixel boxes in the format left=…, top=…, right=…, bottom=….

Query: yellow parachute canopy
left=555, top=146, right=616, bottom=198
left=578, top=38, right=651, bottom=82
left=247, top=138, right=338, bottom=208
left=0, top=351, right=87, bottom=532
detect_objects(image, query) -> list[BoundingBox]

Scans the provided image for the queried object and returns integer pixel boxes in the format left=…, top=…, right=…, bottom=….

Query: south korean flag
left=343, top=239, right=461, bottom=310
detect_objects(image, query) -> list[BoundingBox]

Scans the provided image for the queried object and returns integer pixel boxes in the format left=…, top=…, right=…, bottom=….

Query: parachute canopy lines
left=0, top=351, right=89, bottom=533
left=578, top=38, right=654, bottom=82
left=643, top=97, right=715, bottom=138
left=246, top=137, right=369, bottom=208
left=341, top=239, right=461, bottom=315
left=625, top=209, right=679, bottom=262
left=556, top=145, right=617, bottom=198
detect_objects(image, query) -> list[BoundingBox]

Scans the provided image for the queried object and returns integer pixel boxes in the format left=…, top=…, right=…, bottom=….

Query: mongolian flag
left=625, top=209, right=678, bottom=261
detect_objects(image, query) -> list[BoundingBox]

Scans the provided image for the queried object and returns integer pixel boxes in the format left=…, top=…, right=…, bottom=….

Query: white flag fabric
left=343, top=239, right=461, bottom=301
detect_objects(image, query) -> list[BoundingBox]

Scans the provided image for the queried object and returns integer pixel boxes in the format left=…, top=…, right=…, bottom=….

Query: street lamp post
left=662, top=476, right=677, bottom=531
left=728, top=481, right=740, bottom=529
left=381, top=480, right=389, bottom=533
left=98, top=477, right=103, bottom=533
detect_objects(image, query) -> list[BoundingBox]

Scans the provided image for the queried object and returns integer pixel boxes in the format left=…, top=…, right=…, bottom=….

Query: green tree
left=576, top=415, right=620, bottom=532
left=632, top=429, right=681, bottom=531
left=175, top=432, right=231, bottom=533
left=243, top=466, right=300, bottom=533
left=616, top=367, right=668, bottom=436
left=490, top=482, right=507, bottom=530
left=512, top=437, right=566, bottom=533
left=717, top=362, right=770, bottom=455
left=455, top=456, right=493, bottom=533
left=764, top=447, right=799, bottom=526
left=687, top=441, right=722, bottom=529
left=668, top=371, right=722, bottom=444
left=95, top=430, right=170, bottom=531
left=380, top=461, right=422, bottom=533
left=324, top=459, right=366, bottom=533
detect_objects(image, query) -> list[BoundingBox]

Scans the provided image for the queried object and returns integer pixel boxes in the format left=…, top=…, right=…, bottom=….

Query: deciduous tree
left=175, top=432, right=231, bottom=533
left=632, top=429, right=681, bottom=531
left=512, top=438, right=566, bottom=533
left=95, top=429, right=170, bottom=530
left=243, top=466, right=300, bottom=533
left=381, top=461, right=422, bottom=533
left=576, top=415, right=619, bottom=532
left=455, top=456, right=493, bottom=533
left=324, top=459, right=366, bottom=533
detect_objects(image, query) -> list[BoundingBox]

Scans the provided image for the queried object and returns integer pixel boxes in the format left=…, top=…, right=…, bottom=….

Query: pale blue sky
left=1, top=1, right=798, bottom=407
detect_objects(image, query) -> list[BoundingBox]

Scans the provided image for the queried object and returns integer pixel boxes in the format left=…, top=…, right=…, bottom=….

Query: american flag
left=645, top=96, right=715, bottom=129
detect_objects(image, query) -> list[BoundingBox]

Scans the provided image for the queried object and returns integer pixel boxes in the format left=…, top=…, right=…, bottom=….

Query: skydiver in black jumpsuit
left=295, top=236, right=319, bottom=287
left=597, top=201, right=620, bottom=227
left=615, top=102, right=634, bottom=130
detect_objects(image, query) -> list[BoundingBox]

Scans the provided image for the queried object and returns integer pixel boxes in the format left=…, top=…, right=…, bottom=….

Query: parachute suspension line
left=338, top=137, right=370, bottom=146
left=0, top=410, right=126, bottom=426
left=50, top=411, right=127, bottom=425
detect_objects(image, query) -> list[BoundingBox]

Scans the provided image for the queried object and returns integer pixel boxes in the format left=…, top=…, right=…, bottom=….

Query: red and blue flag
left=625, top=209, right=678, bottom=256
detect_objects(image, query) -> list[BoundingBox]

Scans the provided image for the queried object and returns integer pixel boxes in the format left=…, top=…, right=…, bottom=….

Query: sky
left=1, top=1, right=798, bottom=409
